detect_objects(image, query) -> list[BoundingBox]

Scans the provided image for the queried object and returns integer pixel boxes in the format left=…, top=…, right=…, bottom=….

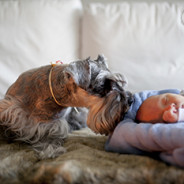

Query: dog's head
left=64, top=55, right=133, bottom=135
left=65, top=55, right=127, bottom=96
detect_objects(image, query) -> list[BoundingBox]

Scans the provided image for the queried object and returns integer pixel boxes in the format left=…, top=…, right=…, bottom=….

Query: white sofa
left=0, top=0, right=184, bottom=99
left=1, top=1, right=184, bottom=183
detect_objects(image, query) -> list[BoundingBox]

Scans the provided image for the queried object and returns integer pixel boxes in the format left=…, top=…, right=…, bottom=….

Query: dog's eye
left=104, top=79, right=113, bottom=91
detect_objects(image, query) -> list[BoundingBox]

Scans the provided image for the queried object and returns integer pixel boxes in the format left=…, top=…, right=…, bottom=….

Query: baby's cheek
left=162, top=110, right=178, bottom=123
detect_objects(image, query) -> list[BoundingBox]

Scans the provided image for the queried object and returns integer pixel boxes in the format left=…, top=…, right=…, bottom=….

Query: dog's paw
left=38, top=146, right=66, bottom=159
left=33, top=142, right=66, bottom=159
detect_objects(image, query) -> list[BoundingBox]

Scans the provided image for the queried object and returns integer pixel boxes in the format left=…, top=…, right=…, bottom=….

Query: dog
left=0, top=55, right=132, bottom=159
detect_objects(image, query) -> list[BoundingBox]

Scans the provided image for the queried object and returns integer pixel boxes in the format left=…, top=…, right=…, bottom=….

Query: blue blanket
left=105, top=89, right=184, bottom=167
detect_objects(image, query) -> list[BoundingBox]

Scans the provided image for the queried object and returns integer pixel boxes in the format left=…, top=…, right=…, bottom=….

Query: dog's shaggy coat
left=0, top=55, right=132, bottom=159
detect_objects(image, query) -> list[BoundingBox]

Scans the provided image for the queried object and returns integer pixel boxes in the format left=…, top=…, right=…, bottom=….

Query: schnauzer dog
left=0, top=55, right=132, bottom=159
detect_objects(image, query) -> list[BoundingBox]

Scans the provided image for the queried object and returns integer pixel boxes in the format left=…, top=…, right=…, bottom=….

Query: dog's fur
left=0, top=55, right=132, bottom=159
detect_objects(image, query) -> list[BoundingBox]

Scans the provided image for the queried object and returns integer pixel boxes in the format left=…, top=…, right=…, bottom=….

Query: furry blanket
left=0, top=128, right=184, bottom=184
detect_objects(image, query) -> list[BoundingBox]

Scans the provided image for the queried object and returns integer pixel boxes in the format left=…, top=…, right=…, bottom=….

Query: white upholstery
left=0, top=0, right=184, bottom=98
left=81, top=1, right=184, bottom=92
left=0, top=0, right=82, bottom=98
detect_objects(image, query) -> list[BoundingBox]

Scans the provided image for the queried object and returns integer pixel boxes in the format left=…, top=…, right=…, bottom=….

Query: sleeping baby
left=136, top=92, right=184, bottom=123
left=105, top=89, right=184, bottom=168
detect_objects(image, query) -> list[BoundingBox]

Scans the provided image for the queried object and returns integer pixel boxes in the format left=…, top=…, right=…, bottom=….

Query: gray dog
left=0, top=55, right=132, bottom=159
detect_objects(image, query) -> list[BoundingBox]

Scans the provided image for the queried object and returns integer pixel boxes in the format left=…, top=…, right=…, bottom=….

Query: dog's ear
left=95, top=54, right=108, bottom=68
left=64, top=60, right=91, bottom=89
left=85, top=56, right=91, bottom=62
left=64, top=71, right=72, bottom=80
left=63, top=70, right=76, bottom=84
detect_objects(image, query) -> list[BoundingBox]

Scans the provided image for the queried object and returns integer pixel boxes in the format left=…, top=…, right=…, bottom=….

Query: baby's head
left=136, top=93, right=184, bottom=123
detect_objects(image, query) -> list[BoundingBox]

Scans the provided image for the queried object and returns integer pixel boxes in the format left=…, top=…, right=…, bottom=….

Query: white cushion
left=81, top=1, right=184, bottom=93
left=0, top=0, right=82, bottom=98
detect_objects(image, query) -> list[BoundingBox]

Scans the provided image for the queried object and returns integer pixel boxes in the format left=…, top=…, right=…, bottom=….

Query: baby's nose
left=166, top=103, right=177, bottom=112
left=170, top=102, right=184, bottom=109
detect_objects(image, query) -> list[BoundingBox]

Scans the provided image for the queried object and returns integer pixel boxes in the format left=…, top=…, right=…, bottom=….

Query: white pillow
left=0, top=0, right=82, bottom=98
left=81, top=1, right=184, bottom=93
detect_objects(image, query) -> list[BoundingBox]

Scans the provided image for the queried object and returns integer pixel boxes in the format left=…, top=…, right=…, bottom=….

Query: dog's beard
left=87, top=89, right=129, bottom=135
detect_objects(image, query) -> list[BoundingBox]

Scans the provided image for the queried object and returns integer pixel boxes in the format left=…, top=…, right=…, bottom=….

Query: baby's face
left=136, top=93, right=184, bottom=123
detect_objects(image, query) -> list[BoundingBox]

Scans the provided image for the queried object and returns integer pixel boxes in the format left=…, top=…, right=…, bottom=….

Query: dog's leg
left=30, top=118, right=69, bottom=159
left=64, top=107, right=88, bottom=131
left=0, top=96, right=26, bottom=140
left=0, top=96, right=69, bottom=159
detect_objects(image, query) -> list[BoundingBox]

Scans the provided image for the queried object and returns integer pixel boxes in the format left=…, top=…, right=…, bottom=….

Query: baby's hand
left=162, top=104, right=179, bottom=123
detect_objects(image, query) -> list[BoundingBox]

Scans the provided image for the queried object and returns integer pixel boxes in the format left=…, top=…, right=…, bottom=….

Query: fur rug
left=0, top=128, right=184, bottom=184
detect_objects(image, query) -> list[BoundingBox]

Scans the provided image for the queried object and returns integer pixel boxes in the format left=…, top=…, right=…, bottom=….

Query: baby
left=105, top=89, right=184, bottom=168
left=136, top=93, right=184, bottom=123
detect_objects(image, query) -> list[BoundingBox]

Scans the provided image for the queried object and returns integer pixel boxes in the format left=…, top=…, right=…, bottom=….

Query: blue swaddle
left=105, top=89, right=184, bottom=167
